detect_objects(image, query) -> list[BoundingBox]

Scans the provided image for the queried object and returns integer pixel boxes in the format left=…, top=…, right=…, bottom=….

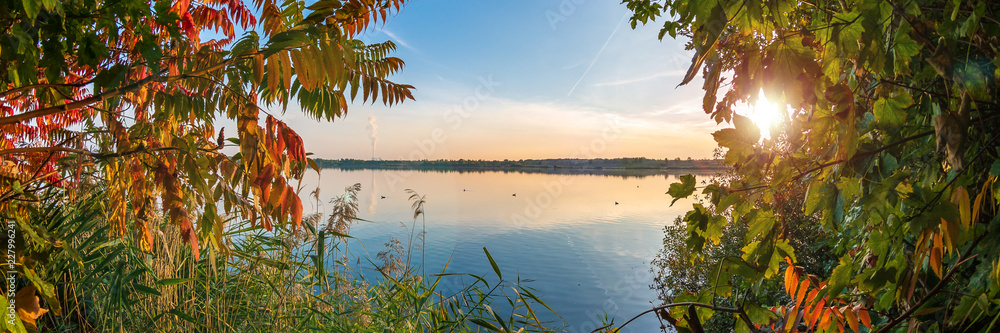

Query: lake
left=300, top=168, right=713, bottom=333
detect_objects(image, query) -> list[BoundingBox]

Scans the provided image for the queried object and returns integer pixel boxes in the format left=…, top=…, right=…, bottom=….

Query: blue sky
left=275, top=0, right=724, bottom=160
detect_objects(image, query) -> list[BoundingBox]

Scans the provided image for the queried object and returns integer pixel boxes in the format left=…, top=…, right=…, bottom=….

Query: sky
left=269, top=0, right=725, bottom=161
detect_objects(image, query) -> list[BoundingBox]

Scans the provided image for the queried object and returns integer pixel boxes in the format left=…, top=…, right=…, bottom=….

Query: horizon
left=313, top=156, right=720, bottom=161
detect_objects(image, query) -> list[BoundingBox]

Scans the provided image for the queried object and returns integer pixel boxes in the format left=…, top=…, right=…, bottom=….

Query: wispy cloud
left=567, top=13, right=628, bottom=96
left=591, top=70, right=687, bottom=87
left=379, top=28, right=417, bottom=53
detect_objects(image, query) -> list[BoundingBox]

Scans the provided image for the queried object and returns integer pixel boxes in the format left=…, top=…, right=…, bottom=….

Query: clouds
left=591, top=70, right=687, bottom=87
left=273, top=1, right=722, bottom=161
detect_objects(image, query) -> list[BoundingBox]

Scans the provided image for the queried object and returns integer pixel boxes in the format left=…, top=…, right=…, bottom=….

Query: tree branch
left=791, top=130, right=935, bottom=182
left=0, top=82, right=91, bottom=100
left=593, top=302, right=762, bottom=333
left=874, top=252, right=979, bottom=333
left=0, top=52, right=255, bottom=127
left=0, top=145, right=224, bottom=160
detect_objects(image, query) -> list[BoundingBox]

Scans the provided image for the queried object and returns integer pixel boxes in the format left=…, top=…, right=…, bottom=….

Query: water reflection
left=299, top=169, right=716, bottom=332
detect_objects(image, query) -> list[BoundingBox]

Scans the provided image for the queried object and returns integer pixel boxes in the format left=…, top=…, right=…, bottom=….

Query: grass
left=4, top=184, right=560, bottom=332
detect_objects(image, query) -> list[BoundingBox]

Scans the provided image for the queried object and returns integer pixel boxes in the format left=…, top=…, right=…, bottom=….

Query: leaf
left=930, top=232, right=943, bottom=278
left=19, top=268, right=59, bottom=316
left=844, top=306, right=860, bottom=333
left=468, top=318, right=503, bottom=332
left=667, top=174, right=697, bottom=206
left=678, top=3, right=727, bottom=87
left=22, top=0, right=40, bottom=21
left=950, top=186, right=970, bottom=228
left=785, top=259, right=798, bottom=296
left=873, top=92, right=912, bottom=127
left=795, top=279, right=810, bottom=308
left=747, top=209, right=776, bottom=241
left=14, top=286, right=47, bottom=330
left=133, top=284, right=162, bottom=296
left=156, top=278, right=196, bottom=286
left=857, top=306, right=872, bottom=329
left=483, top=247, right=502, bottom=280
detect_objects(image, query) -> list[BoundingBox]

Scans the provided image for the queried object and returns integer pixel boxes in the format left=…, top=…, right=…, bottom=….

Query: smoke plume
left=367, top=114, right=378, bottom=159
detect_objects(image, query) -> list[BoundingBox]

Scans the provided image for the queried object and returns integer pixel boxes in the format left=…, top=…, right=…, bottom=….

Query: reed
left=11, top=184, right=560, bottom=332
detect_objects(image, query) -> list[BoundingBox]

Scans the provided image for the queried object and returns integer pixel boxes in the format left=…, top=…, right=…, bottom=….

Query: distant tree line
left=313, top=157, right=726, bottom=172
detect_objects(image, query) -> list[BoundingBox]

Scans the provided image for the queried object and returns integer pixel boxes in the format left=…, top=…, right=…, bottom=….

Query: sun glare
left=748, top=90, right=783, bottom=140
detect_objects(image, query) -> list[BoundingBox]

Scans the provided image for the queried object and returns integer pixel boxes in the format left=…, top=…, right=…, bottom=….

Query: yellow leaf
left=950, top=186, right=970, bottom=228
left=972, top=176, right=994, bottom=227
left=281, top=51, right=293, bottom=91
left=939, top=218, right=958, bottom=256
left=267, top=57, right=280, bottom=92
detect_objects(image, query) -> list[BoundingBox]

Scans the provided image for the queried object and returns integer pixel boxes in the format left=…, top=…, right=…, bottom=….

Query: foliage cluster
left=621, top=0, right=1000, bottom=332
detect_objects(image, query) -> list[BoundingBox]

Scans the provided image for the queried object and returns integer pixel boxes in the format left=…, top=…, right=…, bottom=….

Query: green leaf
left=468, top=318, right=503, bottom=332
left=747, top=209, right=776, bottom=242
left=893, top=33, right=920, bottom=73
left=156, top=278, right=196, bottom=286
left=668, top=174, right=698, bottom=205
left=774, top=239, right=796, bottom=263
left=22, top=0, right=40, bottom=22
left=873, top=92, right=912, bottom=126
left=677, top=3, right=727, bottom=87
left=133, top=284, right=162, bottom=296
left=483, top=247, right=502, bottom=280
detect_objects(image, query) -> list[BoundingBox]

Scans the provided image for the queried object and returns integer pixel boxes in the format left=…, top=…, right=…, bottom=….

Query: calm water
left=300, top=169, right=711, bottom=333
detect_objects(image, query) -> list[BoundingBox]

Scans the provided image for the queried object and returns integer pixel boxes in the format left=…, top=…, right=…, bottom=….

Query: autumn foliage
left=1, top=0, right=412, bottom=264
left=626, top=0, right=1000, bottom=332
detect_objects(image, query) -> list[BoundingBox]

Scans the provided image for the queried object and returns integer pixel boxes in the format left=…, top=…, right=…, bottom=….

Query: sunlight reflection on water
left=299, top=169, right=714, bottom=332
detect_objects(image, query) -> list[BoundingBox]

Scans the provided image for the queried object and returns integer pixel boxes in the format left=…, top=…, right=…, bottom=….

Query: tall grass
left=6, top=184, right=559, bottom=332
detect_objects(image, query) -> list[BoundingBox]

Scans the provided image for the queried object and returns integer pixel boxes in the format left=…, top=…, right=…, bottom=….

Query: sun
left=748, top=90, right=784, bottom=140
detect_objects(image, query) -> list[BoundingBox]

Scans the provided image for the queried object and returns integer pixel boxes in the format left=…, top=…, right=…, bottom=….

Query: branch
left=874, top=253, right=978, bottom=333
left=593, top=302, right=762, bottom=333
left=0, top=146, right=93, bottom=156
left=0, top=145, right=223, bottom=160
left=0, top=52, right=254, bottom=127
left=791, top=130, right=935, bottom=182
left=0, top=82, right=91, bottom=100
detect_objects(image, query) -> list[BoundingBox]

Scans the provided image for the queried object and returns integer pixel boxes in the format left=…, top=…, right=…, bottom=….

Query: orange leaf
left=795, top=279, right=810, bottom=306
left=14, top=286, right=48, bottom=328
left=785, top=263, right=797, bottom=296
left=857, top=306, right=872, bottom=329
left=818, top=308, right=834, bottom=331
left=806, top=299, right=825, bottom=331
left=930, top=233, right=943, bottom=278
left=972, top=177, right=993, bottom=227
left=291, top=194, right=303, bottom=226
left=843, top=306, right=859, bottom=332
left=806, top=288, right=820, bottom=304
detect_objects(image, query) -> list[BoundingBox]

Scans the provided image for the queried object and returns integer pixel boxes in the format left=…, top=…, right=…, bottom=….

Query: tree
left=621, top=0, right=1000, bottom=332
left=0, top=0, right=413, bottom=321
left=1, top=0, right=413, bottom=257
